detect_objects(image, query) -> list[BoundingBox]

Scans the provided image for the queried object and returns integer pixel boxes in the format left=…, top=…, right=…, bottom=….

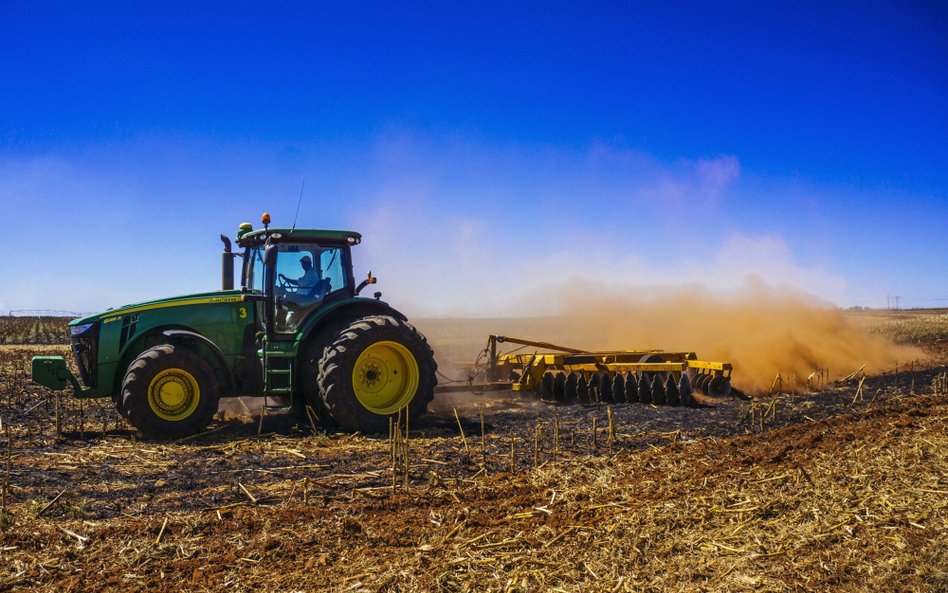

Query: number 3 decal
left=238, top=307, right=248, bottom=319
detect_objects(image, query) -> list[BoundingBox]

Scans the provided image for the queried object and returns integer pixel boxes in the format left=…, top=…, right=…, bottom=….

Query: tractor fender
left=297, top=297, right=408, bottom=345
left=161, top=329, right=236, bottom=392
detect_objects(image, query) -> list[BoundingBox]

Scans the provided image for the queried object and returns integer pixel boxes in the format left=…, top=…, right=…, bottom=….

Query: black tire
left=301, top=319, right=351, bottom=424
left=112, top=392, right=130, bottom=420
left=317, top=315, right=436, bottom=433
left=121, top=344, right=220, bottom=440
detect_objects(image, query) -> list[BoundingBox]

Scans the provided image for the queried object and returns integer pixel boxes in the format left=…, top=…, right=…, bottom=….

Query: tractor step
left=257, top=349, right=295, bottom=358
left=260, top=340, right=295, bottom=395
left=264, top=404, right=293, bottom=412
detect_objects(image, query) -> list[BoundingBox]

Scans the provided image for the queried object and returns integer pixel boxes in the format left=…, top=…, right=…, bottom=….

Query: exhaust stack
left=221, top=234, right=234, bottom=290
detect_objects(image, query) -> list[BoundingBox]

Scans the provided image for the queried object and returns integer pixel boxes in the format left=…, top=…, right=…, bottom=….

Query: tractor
left=32, top=214, right=437, bottom=439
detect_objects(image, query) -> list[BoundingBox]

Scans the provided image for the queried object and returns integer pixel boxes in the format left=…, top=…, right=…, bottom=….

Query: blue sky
left=1, top=1, right=946, bottom=315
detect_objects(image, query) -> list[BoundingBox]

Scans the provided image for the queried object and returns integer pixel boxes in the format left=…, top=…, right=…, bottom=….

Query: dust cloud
left=217, top=397, right=264, bottom=419
left=528, top=280, right=924, bottom=394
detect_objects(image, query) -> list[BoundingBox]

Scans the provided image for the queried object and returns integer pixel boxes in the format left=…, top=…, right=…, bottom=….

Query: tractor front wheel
left=121, top=344, right=220, bottom=440
left=317, top=316, right=436, bottom=433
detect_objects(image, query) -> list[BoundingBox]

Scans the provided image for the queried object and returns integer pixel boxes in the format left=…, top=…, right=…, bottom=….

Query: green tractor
left=31, top=214, right=437, bottom=439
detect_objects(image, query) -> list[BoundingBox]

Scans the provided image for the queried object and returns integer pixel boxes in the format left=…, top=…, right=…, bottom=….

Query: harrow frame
left=436, top=335, right=733, bottom=404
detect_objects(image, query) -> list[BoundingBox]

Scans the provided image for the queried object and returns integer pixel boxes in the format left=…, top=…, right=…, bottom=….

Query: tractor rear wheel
left=317, top=315, right=436, bottom=433
left=301, top=319, right=350, bottom=424
left=112, top=392, right=130, bottom=420
left=121, top=344, right=220, bottom=440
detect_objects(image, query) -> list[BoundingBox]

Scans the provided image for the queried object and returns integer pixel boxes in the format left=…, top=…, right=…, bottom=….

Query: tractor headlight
left=70, top=323, right=95, bottom=336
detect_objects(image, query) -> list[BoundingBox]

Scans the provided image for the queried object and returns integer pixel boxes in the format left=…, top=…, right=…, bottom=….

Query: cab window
left=247, top=248, right=266, bottom=293
left=319, top=247, right=345, bottom=295
left=273, top=244, right=347, bottom=333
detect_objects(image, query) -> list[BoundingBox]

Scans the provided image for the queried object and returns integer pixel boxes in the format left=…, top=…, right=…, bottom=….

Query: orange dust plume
left=539, top=281, right=924, bottom=393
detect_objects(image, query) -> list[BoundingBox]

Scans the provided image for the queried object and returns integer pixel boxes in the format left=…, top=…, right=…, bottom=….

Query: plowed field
left=0, top=315, right=945, bottom=592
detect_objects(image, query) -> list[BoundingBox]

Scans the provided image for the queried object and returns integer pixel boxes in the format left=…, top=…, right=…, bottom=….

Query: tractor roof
left=236, top=228, right=362, bottom=247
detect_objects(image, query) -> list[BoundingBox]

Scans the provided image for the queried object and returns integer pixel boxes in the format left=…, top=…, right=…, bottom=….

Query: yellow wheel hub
left=148, top=368, right=201, bottom=421
left=352, top=341, right=420, bottom=414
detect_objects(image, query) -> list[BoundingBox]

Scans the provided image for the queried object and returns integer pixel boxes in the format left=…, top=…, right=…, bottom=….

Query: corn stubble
left=0, top=317, right=945, bottom=592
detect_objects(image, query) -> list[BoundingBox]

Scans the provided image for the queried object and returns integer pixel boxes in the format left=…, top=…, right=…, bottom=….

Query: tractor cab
left=245, top=239, right=350, bottom=333
left=230, top=219, right=364, bottom=335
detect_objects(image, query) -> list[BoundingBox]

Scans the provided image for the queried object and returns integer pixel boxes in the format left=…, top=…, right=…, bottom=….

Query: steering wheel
left=277, top=273, right=296, bottom=292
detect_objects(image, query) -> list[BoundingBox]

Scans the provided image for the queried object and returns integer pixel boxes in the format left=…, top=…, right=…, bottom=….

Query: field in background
left=0, top=316, right=68, bottom=345
left=846, top=307, right=948, bottom=345
left=0, top=311, right=945, bottom=591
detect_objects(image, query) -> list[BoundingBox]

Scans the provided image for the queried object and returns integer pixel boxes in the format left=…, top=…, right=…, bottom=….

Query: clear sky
left=1, top=1, right=946, bottom=315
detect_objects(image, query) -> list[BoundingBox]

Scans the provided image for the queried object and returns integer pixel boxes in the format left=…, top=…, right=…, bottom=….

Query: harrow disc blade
left=625, top=372, right=639, bottom=402
left=589, top=373, right=602, bottom=403
left=540, top=372, right=554, bottom=401
left=564, top=372, right=578, bottom=401
left=679, top=374, right=693, bottom=407
left=696, top=373, right=712, bottom=393
left=553, top=372, right=566, bottom=402
left=707, top=375, right=731, bottom=398
left=651, top=375, right=667, bottom=405
left=577, top=375, right=589, bottom=402
left=638, top=374, right=652, bottom=404
left=665, top=374, right=680, bottom=406
left=599, top=372, right=614, bottom=403
left=611, top=372, right=626, bottom=403
left=704, top=374, right=716, bottom=393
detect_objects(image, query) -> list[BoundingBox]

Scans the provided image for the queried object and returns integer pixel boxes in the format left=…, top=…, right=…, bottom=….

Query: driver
left=282, top=255, right=319, bottom=291
left=277, top=254, right=323, bottom=331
